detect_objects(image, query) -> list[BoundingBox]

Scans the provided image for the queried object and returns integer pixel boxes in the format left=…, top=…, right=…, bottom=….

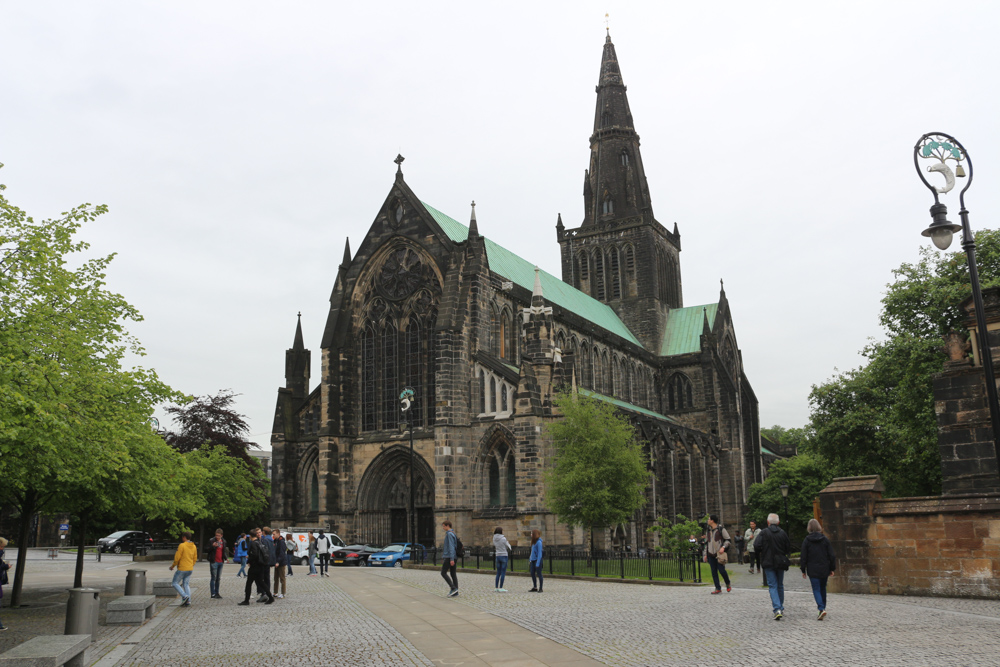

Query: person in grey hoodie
left=800, top=518, right=836, bottom=621
left=441, top=520, right=458, bottom=597
left=492, top=527, right=512, bottom=592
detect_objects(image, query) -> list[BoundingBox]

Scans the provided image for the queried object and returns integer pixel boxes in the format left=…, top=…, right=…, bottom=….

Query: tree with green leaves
left=760, top=425, right=812, bottom=454
left=744, top=454, right=832, bottom=547
left=0, top=171, right=186, bottom=603
left=647, top=513, right=707, bottom=553
left=801, top=231, right=1000, bottom=498
left=545, top=393, right=648, bottom=552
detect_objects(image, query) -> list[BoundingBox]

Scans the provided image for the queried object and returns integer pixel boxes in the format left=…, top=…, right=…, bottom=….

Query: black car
left=98, top=530, right=153, bottom=554
left=331, top=544, right=382, bottom=566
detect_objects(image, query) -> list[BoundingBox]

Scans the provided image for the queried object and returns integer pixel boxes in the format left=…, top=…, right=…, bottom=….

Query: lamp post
left=779, top=483, right=789, bottom=523
left=399, top=387, right=416, bottom=557
left=913, top=133, right=1000, bottom=474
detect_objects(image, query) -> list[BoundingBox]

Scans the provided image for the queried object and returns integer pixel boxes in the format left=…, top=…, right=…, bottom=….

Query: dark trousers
left=707, top=554, right=730, bottom=590
left=529, top=561, right=543, bottom=590
left=318, top=553, right=330, bottom=575
left=748, top=551, right=761, bottom=571
left=245, top=565, right=273, bottom=601
left=441, top=559, right=457, bottom=591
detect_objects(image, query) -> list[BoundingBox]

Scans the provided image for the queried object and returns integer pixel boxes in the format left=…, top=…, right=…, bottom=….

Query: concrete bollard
left=124, top=569, right=147, bottom=596
left=65, top=587, right=100, bottom=640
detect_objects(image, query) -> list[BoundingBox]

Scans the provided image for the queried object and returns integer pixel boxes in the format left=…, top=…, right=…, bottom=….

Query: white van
left=279, top=529, right=346, bottom=565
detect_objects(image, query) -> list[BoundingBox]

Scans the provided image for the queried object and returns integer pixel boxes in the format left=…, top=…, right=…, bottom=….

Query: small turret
left=285, top=312, right=311, bottom=401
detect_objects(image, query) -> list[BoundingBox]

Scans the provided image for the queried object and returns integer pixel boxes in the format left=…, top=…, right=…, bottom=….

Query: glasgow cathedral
left=270, top=33, right=762, bottom=549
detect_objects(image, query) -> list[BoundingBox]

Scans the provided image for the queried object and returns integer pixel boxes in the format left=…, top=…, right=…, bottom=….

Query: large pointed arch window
left=475, top=364, right=515, bottom=419
left=405, top=317, right=424, bottom=427
left=362, top=324, right=377, bottom=431
left=668, top=373, right=694, bottom=410
left=380, top=320, right=399, bottom=429
left=310, top=469, right=320, bottom=513
left=593, top=251, right=606, bottom=300
left=484, top=439, right=517, bottom=508
left=610, top=246, right=621, bottom=299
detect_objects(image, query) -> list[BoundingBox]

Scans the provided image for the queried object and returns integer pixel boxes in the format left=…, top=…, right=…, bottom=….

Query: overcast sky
left=4, top=2, right=999, bottom=448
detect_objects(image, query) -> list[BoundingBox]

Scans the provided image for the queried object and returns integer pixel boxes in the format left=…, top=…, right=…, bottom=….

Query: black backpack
left=455, top=535, right=464, bottom=557
left=763, top=529, right=790, bottom=571
left=251, top=539, right=270, bottom=566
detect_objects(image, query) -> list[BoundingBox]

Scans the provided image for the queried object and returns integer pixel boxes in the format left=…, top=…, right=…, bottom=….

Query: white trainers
left=276, top=594, right=284, bottom=599
left=499, top=588, right=508, bottom=593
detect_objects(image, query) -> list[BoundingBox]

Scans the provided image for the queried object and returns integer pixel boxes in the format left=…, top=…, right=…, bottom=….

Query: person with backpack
left=239, top=528, right=274, bottom=605
left=703, top=515, right=732, bottom=594
left=315, top=530, right=333, bottom=577
left=754, top=512, right=792, bottom=621
left=441, top=519, right=459, bottom=597
left=800, top=518, right=836, bottom=621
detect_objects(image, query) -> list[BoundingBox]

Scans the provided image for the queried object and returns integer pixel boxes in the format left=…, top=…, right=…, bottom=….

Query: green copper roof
left=659, top=303, right=718, bottom=356
left=579, top=388, right=679, bottom=425
left=422, top=202, right=642, bottom=346
left=761, top=446, right=777, bottom=457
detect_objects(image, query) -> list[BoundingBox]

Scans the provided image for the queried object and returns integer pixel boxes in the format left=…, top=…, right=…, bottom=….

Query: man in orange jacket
left=169, top=532, right=197, bottom=606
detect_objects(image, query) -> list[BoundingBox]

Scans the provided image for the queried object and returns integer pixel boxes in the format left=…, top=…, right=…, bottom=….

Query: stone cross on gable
left=394, top=154, right=405, bottom=174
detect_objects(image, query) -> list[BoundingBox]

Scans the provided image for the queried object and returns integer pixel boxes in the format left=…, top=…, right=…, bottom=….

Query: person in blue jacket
left=529, top=529, right=543, bottom=593
left=441, top=520, right=459, bottom=597
left=234, top=533, right=248, bottom=578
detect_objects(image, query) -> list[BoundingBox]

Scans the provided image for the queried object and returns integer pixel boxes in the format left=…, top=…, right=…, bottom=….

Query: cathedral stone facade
left=270, top=33, right=762, bottom=550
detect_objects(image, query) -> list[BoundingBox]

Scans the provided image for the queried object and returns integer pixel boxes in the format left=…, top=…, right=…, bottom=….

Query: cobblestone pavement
left=369, top=566, right=1000, bottom=667
left=107, top=568, right=433, bottom=666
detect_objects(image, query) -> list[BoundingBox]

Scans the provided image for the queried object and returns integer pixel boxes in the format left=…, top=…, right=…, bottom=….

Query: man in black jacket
left=238, top=529, right=274, bottom=606
left=754, top=513, right=792, bottom=621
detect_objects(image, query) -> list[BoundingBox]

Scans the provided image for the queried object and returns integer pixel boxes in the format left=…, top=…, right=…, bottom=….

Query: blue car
left=367, top=543, right=425, bottom=567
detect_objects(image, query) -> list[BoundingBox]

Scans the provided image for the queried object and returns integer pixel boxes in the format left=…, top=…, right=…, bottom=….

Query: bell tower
left=558, top=32, right=682, bottom=352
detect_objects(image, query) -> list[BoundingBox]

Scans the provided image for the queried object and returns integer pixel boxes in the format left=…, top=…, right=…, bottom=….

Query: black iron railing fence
left=417, top=546, right=702, bottom=583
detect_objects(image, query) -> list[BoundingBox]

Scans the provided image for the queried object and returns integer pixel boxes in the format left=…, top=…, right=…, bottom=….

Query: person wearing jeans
left=169, top=532, right=197, bottom=606
left=800, top=518, right=836, bottom=621
left=703, top=515, right=732, bottom=594
left=208, top=529, right=230, bottom=599
left=754, top=513, right=792, bottom=620
left=492, top=527, right=512, bottom=592
left=234, top=533, right=248, bottom=577
left=440, top=520, right=458, bottom=597
left=315, top=531, right=333, bottom=577
left=307, top=534, right=318, bottom=575
left=528, top=530, right=543, bottom=593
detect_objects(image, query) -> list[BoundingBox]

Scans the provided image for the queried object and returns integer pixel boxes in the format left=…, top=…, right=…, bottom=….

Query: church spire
left=584, top=32, right=653, bottom=227
left=293, top=312, right=304, bottom=350
left=341, top=237, right=351, bottom=268
left=468, top=200, right=479, bottom=238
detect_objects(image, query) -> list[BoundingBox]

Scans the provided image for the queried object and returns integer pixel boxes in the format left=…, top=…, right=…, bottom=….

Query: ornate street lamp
left=779, top=483, right=789, bottom=523
left=913, top=133, right=1000, bottom=472
left=399, top=387, right=417, bottom=558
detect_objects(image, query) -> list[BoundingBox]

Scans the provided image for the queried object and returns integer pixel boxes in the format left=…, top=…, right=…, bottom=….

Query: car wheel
left=394, top=559, right=402, bottom=568
left=113, top=545, right=122, bottom=554
left=299, top=557, right=308, bottom=566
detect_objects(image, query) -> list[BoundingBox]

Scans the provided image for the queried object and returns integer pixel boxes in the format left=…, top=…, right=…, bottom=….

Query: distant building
left=249, top=449, right=271, bottom=480
left=270, top=32, right=762, bottom=549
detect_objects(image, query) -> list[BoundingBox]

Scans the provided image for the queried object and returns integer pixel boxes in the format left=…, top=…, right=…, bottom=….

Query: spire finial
left=468, top=200, right=479, bottom=239
left=605, top=12, right=610, bottom=34
left=533, top=266, right=543, bottom=299
left=293, top=312, right=305, bottom=350
left=342, top=237, right=352, bottom=267
left=394, top=154, right=405, bottom=176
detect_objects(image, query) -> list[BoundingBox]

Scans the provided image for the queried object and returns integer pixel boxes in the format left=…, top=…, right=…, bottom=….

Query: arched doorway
left=356, top=445, right=435, bottom=547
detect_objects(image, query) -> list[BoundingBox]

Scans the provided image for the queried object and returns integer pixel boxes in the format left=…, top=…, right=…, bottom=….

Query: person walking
left=703, top=515, right=732, bottom=594
left=492, top=527, right=512, bottom=592
left=755, top=513, right=792, bottom=621
left=285, top=533, right=295, bottom=577
left=0, top=537, right=10, bottom=631
left=273, top=532, right=287, bottom=599
left=528, top=529, right=543, bottom=593
left=745, top=520, right=762, bottom=575
left=307, top=534, right=318, bottom=575
left=169, top=532, right=197, bottom=606
left=315, top=530, right=333, bottom=577
left=441, top=520, right=458, bottom=597
left=239, top=529, right=274, bottom=605
left=800, top=518, right=836, bottom=621
left=208, top=529, right=230, bottom=599
left=234, top=533, right=248, bottom=578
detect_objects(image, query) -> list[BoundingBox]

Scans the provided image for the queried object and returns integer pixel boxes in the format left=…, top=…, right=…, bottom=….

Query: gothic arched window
left=621, top=150, right=630, bottom=167
left=623, top=244, right=636, bottom=296
left=579, top=251, right=590, bottom=281
left=405, top=317, right=423, bottom=427
left=593, top=251, right=606, bottom=301
left=362, top=324, right=377, bottom=431
left=506, top=457, right=517, bottom=506
left=499, top=311, right=508, bottom=359
left=489, top=457, right=501, bottom=507
left=668, top=373, right=694, bottom=410
left=581, top=344, right=592, bottom=389
left=609, top=246, right=621, bottom=299
left=380, top=320, right=399, bottom=429
left=489, top=307, right=499, bottom=356
left=479, top=369, right=486, bottom=414
left=489, top=376, right=497, bottom=413
left=501, top=384, right=508, bottom=413
left=310, top=469, right=320, bottom=513
left=602, top=195, right=615, bottom=215
left=485, top=440, right=516, bottom=508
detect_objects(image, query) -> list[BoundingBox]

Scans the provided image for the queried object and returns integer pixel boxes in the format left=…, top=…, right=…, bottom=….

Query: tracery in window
left=405, top=317, right=423, bottom=427
left=475, top=364, right=515, bottom=419
left=610, top=246, right=621, bottom=299
left=484, top=438, right=516, bottom=508
left=380, top=320, right=398, bottom=429
left=668, top=373, right=695, bottom=410
left=594, top=251, right=606, bottom=301
left=362, top=325, right=377, bottom=431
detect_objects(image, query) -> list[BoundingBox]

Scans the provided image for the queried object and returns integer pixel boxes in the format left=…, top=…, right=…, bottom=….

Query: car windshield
left=332, top=535, right=346, bottom=548
left=104, top=531, right=132, bottom=539
left=382, top=545, right=405, bottom=553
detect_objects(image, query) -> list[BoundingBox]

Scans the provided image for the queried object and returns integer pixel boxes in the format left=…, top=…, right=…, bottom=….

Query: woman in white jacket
left=492, top=527, right=512, bottom=592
